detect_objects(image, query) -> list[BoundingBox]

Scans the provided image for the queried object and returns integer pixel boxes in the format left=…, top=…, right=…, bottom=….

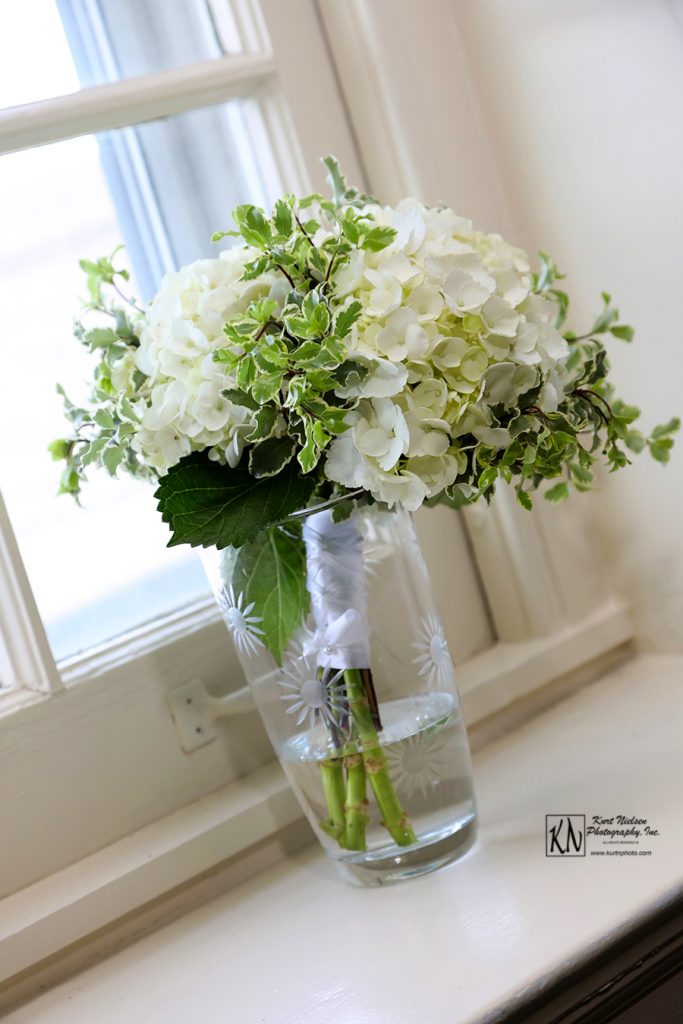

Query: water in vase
left=281, top=692, right=477, bottom=883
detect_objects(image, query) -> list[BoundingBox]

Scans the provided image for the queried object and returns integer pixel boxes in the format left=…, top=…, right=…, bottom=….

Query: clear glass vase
left=205, top=504, right=477, bottom=886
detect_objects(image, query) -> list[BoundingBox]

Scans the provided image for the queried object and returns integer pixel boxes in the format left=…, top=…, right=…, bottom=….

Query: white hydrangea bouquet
left=53, top=158, right=677, bottom=881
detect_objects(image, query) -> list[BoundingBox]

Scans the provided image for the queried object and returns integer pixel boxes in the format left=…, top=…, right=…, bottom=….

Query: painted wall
left=453, top=0, right=683, bottom=649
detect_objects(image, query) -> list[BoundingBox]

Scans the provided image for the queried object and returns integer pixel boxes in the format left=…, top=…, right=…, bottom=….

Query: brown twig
left=273, top=262, right=296, bottom=290
left=294, top=210, right=314, bottom=244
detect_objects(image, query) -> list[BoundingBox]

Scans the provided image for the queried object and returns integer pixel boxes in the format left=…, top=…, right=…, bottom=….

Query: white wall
left=453, top=0, right=683, bottom=649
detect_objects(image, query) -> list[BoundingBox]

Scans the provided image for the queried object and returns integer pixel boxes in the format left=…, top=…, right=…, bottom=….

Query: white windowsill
left=4, top=652, right=682, bottom=1023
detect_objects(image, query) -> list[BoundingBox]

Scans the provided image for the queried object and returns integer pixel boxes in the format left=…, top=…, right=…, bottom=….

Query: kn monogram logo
left=545, top=815, right=586, bottom=857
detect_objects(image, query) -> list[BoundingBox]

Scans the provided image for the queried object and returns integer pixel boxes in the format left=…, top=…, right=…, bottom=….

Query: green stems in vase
left=320, top=757, right=347, bottom=846
left=318, top=667, right=417, bottom=852
left=343, top=748, right=368, bottom=850
left=344, top=668, right=417, bottom=847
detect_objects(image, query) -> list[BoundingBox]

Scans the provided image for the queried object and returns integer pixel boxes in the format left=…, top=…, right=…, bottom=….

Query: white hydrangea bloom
left=131, top=249, right=283, bottom=472
left=322, top=197, right=570, bottom=507
left=325, top=398, right=428, bottom=510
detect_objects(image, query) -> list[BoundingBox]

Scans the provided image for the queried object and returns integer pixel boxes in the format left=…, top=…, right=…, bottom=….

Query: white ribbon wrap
left=301, top=509, right=371, bottom=670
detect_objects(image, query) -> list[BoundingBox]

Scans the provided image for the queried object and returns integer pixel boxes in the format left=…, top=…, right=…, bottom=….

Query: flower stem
left=320, top=757, right=347, bottom=847
left=343, top=749, right=368, bottom=850
left=343, top=668, right=417, bottom=847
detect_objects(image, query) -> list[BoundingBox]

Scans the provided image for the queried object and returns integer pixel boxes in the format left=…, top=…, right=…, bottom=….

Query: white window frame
left=0, top=0, right=633, bottom=986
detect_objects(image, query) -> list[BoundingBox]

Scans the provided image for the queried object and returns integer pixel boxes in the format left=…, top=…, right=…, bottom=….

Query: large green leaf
left=155, top=452, right=314, bottom=549
left=230, top=526, right=309, bottom=665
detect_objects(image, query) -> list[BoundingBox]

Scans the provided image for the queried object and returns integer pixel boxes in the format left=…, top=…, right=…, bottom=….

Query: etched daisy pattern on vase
left=218, top=585, right=265, bottom=657
left=412, top=614, right=453, bottom=688
left=385, top=729, right=450, bottom=800
left=277, top=640, right=346, bottom=732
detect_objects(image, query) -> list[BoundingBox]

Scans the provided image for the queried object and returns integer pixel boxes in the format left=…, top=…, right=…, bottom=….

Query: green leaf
left=94, top=408, right=115, bottom=429
left=439, top=485, right=472, bottom=510
left=509, top=414, right=534, bottom=438
left=331, top=498, right=356, bottom=523
left=321, top=407, right=350, bottom=435
left=58, top=466, right=80, bottom=496
left=624, top=430, right=646, bottom=454
left=211, top=229, right=238, bottom=243
left=516, top=488, right=533, bottom=511
left=233, top=204, right=272, bottom=248
left=80, top=435, right=108, bottom=467
left=592, top=293, right=618, bottom=334
left=297, top=422, right=318, bottom=473
left=290, top=340, right=324, bottom=364
left=117, top=396, right=139, bottom=422
left=236, top=355, right=257, bottom=388
left=231, top=527, right=309, bottom=665
left=331, top=360, right=368, bottom=389
left=113, top=308, right=139, bottom=344
left=307, top=248, right=328, bottom=277
left=334, top=301, right=362, bottom=339
left=610, top=324, right=634, bottom=342
left=273, top=199, right=293, bottom=238
left=248, top=436, right=296, bottom=478
left=361, top=226, right=397, bottom=252
left=155, top=452, right=314, bottom=549
left=323, top=155, right=348, bottom=206
left=246, top=405, right=279, bottom=441
left=302, top=290, right=320, bottom=319
left=649, top=437, right=675, bottom=464
left=231, top=319, right=260, bottom=337
left=340, top=216, right=360, bottom=244
left=102, top=444, right=124, bottom=475
left=544, top=481, right=570, bottom=503
left=477, top=466, right=498, bottom=492
left=284, top=315, right=316, bottom=339
left=248, top=298, right=277, bottom=325
left=251, top=373, right=282, bottom=405
left=612, top=401, right=640, bottom=425
left=549, top=288, right=569, bottom=328
left=222, top=388, right=260, bottom=411
left=86, top=327, right=118, bottom=349
left=240, top=255, right=269, bottom=281
left=311, top=302, right=331, bottom=335
left=533, top=250, right=565, bottom=293
left=546, top=412, right=577, bottom=436
left=652, top=417, right=681, bottom=439
left=79, top=258, right=100, bottom=276
left=48, top=438, right=70, bottom=461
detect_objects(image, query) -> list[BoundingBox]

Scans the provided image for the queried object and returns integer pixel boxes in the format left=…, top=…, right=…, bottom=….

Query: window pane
left=0, top=0, right=81, bottom=107
left=0, top=1, right=255, bottom=112
left=0, top=100, right=276, bottom=660
left=56, top=0, right=247, bottom=87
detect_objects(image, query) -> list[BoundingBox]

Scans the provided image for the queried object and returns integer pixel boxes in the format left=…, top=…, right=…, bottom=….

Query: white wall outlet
left=167, top=678, right=255, bottom=754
